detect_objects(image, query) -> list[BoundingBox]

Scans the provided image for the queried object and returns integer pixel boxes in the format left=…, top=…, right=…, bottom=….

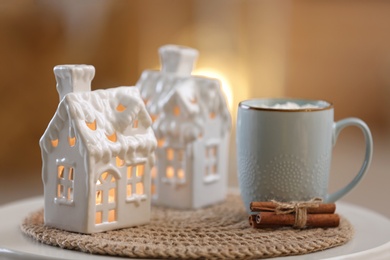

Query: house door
left=95, top=171, right=117, bottom=225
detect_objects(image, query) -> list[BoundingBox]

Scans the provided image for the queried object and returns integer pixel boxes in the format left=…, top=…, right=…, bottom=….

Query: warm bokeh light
left=193, top=69, right=233, bottom=111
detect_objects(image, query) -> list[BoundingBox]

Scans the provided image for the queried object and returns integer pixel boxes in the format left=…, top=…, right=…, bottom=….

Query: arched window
left=95, top=171, right=117, bottom=225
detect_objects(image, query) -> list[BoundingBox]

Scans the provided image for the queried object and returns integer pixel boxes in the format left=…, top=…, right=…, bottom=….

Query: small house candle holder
left=40, top=65, right=156, bottom=233
left=136, top=45, right=231, bottom=209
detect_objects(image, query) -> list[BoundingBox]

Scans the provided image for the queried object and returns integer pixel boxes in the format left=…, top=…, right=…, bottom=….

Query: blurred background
left=1, top=0, right=389, bottom=217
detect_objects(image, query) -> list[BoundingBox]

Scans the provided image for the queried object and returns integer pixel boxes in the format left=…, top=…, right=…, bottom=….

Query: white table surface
left=0, top=197, right=389, bottom=260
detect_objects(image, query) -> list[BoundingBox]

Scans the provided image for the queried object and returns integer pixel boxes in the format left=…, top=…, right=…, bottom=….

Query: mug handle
left=325, top=118, right=373, bottom=202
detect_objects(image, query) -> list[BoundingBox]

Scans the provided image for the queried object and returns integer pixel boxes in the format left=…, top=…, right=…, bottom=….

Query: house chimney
left=159, top=45, right=199, bottom=77
left=54, top=64, right=95, bottom=101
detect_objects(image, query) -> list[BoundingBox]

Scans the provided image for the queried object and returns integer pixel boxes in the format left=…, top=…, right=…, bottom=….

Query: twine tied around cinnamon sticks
left=249, top=198, right=339, bottom=229
left=270, top=198, right=322, bottom=228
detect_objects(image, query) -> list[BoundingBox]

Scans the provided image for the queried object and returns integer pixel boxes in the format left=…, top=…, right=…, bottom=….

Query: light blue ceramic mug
left=236, top=98, right=373, bottom=211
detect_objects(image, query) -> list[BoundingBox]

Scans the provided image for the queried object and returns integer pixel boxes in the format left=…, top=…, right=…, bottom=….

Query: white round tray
left=0, top=197, right=390, bottom=260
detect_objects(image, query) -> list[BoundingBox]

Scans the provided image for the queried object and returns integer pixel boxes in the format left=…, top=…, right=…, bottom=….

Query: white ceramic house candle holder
left=40, top=65, right=156, bottom=234
left=136, top=45, right=231, bottom=209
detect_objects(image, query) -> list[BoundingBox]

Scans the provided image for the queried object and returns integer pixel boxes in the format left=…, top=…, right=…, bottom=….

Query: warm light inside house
left=86, top=120, right=97, bottom=130
left=95, top=211, right=102, bottom=224
left=178, top=169, right=185, bottom=180
left=51, top=139, right=58, bottom=147
left=167, top=148, right=174, bottom=160
left=68, top=168, right=74, bottom=180
left=136, top=182, right=144, bottom=195
left=58, top=165, right=64, bottom=178
left=96, top=191, right=102, bottom=204
left=57, top=184, right=63, bottom=198
left=136, top=164, right=144, bottom=177
left=109, top=188, right=115, bottom=203
left=173, top=106, right=180, bottom=116
left=127, top=184, right=132, bottom=197
left=116, top=103, right=126, bottom=112
left=108, top=209, right=116, bottom=222
left=116, top=156, right=124, bottom=167
left=106, top=132, right=117, bottom=142
left=67, top=187, right=73, bottom=200
left=193, top=69, right=233, bottom=111
left=151, top=166, right=157, bottom=179
left=150, top=114, right=158, bottom=123
left=166, top=166, right=174, bottom=179
left=157, top=138, right=165, bottom=147
left=151, top=166, right=157, bottom=195
left=127, top=166, right=132, bottom=179
left=68, top=136, right=76, bottom=147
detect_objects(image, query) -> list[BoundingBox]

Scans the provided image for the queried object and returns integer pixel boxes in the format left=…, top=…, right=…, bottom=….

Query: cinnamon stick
left=250, top=201, right=336, bottom=214
left=255, top=212, right=340, bottom=228
left=249, top=214, right=263, bottom=228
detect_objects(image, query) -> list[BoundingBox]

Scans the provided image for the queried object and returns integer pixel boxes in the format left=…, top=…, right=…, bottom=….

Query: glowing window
left=136, top=164, right=144, bottom=177
left=68, top=168, right=74, bottom=180
left=56, top=165, right=74, bottom=203
left=151, top=166, right=157, bottom=179
left=57, top=184, right=64, bottom=198
left=96, top=191, right=102, bottom=204
left=136, top=183, right=144, bottom=195
left=127, top=184, right=132, bottom=197
left=86, top=120, right=97, bottom=131
left=178, top=169, right=185, bottom=180
left=126, top=163, right=147, bottom=203
left=68, top=136, right=76, bottom=147
left=116, top=103, right=126, bottom=112
left=151, top=114, right=158, bottom=122
left=167, top=148, right=174, bottom=161
left=101, top=172, right=108, bottom=180
left=67, top=187, right=73, bottom=200
left=58, top=166, right=64, bottom=179
left=95, top=171, right=117, bottom=225
left=157, top=138, right=165, bottom=148
left=127, top=166, right=133, bottom=179
left=108, top=210, right=116, bottom=222
left=162, top=149, right=186, bottom=184
left=173, top=106, right=180, bottom=116
left=151, top=166, right=157, bottom=196
left=51, top=139, right=58, bottom=148
left=116, top=156, right=125, bottom=167
left=95, top=211, right=102, bottom=224
left=166, top=166, right=174, bottom=179
left=106, top=132, right=117, bottom=142
left=109, top=188, right=116, bottom=203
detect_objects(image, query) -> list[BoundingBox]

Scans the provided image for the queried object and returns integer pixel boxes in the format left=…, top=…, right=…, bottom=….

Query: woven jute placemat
left=20, top=194, right=353, bottom=259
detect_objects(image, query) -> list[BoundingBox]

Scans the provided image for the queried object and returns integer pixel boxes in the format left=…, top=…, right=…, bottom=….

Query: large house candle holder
left=40, top=65, right=156, bottom=234
left=136, top=45, right=232, bottom=209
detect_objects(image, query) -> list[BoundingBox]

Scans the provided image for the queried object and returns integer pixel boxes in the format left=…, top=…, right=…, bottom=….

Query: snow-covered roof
left=136, top=45, right=231, bottom=144
left=40, top=65, right=156, bottom=165
left=137, top=72, right=231, bottom=143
